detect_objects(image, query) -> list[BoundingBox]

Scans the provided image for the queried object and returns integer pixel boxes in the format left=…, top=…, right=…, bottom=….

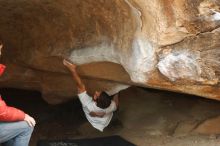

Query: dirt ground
left=1, top=87, right=220, bottom=146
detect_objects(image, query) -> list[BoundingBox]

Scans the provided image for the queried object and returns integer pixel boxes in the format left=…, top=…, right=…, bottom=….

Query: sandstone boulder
left=0, top=0, right=219, bottom=103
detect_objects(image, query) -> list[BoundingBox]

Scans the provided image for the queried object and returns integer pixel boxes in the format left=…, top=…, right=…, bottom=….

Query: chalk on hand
left=64, top=59, right=74, bottom=65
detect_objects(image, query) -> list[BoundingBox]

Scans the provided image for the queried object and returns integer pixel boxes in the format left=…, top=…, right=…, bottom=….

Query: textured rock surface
left=0, top=0, right=220, bottom=103
left=193, top=116, right=220, bottom=134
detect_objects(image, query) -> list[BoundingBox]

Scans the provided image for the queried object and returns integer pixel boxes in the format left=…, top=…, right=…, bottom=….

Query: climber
left=0, top=41, right=36, bottom=146
left=63, top=59, right=119, bottom=132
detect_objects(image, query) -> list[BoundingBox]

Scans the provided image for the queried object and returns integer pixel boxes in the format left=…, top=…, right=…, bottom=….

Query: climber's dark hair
left=96, top=91, right=111, bottom=109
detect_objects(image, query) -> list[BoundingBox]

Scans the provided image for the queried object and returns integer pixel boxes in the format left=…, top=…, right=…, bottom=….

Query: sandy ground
left=1, top=87, right=220, bottom=146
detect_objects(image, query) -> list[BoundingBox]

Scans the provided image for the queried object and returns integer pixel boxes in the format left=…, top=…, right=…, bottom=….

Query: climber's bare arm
left=113, top=94, right=119, bottom=108
left=63, top=59, right=86, bottom=93
left=89, top=111, right=105, bottom=118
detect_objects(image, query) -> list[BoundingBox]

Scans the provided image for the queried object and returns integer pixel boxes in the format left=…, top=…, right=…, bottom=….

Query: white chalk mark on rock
left=69, top=0, right=157, bottom=85
left=158, top=50, right=202, bottom=81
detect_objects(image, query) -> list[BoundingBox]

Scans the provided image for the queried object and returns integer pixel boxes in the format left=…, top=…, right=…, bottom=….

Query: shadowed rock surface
left=0, top=0, right=220, bottom=103
left=2, top=87, right=220, bottom=146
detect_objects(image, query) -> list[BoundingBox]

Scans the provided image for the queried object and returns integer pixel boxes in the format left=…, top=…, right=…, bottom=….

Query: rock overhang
left=0, top=0, right=219, bottom=103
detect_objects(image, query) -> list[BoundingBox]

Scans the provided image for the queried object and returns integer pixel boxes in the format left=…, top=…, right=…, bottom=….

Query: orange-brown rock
left=0, top=0, right=220, bottom=104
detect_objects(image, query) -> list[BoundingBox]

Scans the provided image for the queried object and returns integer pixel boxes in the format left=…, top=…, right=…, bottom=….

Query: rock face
left=194, top=116, right=220, bottom=135
left=0, top=0, right=220, bottom=103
